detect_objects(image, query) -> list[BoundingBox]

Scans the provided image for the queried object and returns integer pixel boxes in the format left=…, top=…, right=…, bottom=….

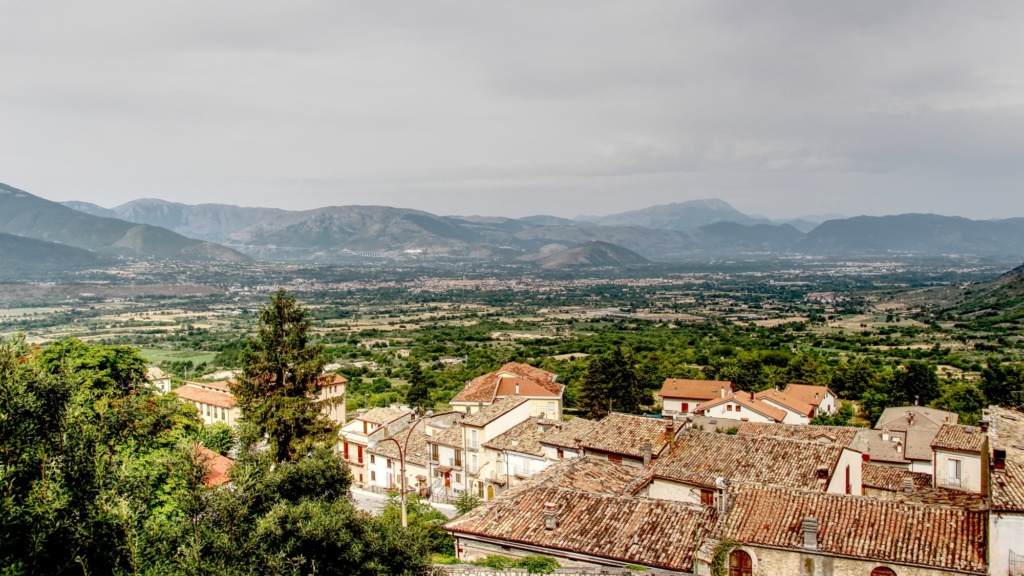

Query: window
left=357, top=445, right=364, bottom=464
left=727, top=404, right=733, bottom=411
left=728, top=549, right=752, bottom=576
left=557, top=449, right=564, bottom=459
left=362, top=421, right=368, bottom=434
left=947, top=458, right=962, bottom=487
left=735, top=405, right=741, bottom=412
left=547, top=402, right=555, bottom=413
left=700, top=489, right=715, bottom=506
left=454, top=450, right=462, bottom=467
left=431, top=444, right=439, bottom=461
left=370, top=454, right=375, bottom=465
left=370, top=471, right=376, bottom=481
left=681, top=402, right=689, bottom=412
left=344, top=442, right=350, bottom=459
left=387, top=459, right=392, bottom=469
left=470, top=429, right=478, bottom=449
left=870, top=568, right=896, bottom=576
left=455, top=473, right=461, bottom=483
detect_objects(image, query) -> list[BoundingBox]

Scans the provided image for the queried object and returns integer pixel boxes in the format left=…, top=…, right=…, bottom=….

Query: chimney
left=881, top=429, right=889, bottom=442
left=907, top=412, right=915, bottom=426
left=721, top=387, right=725, bottom=399
left=801, top=516, right=819, bottom=551
left=665, top=421, right=676, bottom=445
left=543, top=502, right=559, bottom=531
left=643, top=441, right=653, bottom=467
left=980, top=419, right=990, bottom=432
left=515, top=382, right=519, bottom=394
left=902, top=477, right=915, bottom=494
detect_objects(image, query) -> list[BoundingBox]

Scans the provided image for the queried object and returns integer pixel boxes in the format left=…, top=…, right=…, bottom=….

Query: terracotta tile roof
left=861, top=463, right=932, bottom=492
left=484, top=418, right=546, bottom=457
left=523, top=456, right=641, bottom=495
left=539, top=417, right=598, bottom=450
left=451, top=362, right=561, bottom=404
left=984, top=407, right=1024, bottom=511
left=876, top=406, right=958, bottom=431
left=494, top=376, right=563, bottom=399
left=364, top=416, right=458, bottom=467
left=649, top=430, right=844, bottom=491
left=781, top=384, right=832, bottom=408
left=736, top=422, right=867, bottom=451
left=173, top=383, right=237, bottom=408
left=694, top=393, right=787, bottom=423
left=658, top=378, right=732, bottom=400
left=316, top=373, right=348, bottom=388
left=357, top=406, right=412, bottom=425
left=146, top=366, right=167, bottom=380
left=578, top=413, right=671, bottom=459
left=722, top=484, right=988, bottom=574
left=430, top=421, right=465, bottom=448
left=754, top=388, right=815, bottom=416
left=461, top=395, right=529, bottom=427
left=931, top=423, right=987, bottom=453
left=445, top=483, right=714, bottom=572
left=195, top=446, right=233, bottom=487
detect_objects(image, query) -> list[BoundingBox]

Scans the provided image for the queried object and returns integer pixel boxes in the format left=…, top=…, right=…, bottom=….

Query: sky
left=2, top=1, right=1024, bottom=220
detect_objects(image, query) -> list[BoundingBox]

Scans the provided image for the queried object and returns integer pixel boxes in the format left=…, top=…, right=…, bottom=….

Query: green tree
left=980, top=360, right=1024, bottom=408
left=892, top=360, right=941, bottom=407
left=405, top=362, right=433, bottom=414
left=933, top=382, right=987, bottom=425
left=232, top=290, right=335, bottom=462
left=830, top=356, right=880, bottom=399
left=579, top=345, right=649, bottom=419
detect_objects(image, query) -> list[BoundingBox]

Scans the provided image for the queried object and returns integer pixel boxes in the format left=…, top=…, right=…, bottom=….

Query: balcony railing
left=468, top=440, right=480, bottom=451
left=467, top=463, right=479, bottom=475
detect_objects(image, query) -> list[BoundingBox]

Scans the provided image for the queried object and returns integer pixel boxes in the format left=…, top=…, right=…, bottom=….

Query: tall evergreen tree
left=405, top=362, right=432, bottom=414
left=232, top=289, right=335, bottom=462
left=579, top=345, right=649, bottom=419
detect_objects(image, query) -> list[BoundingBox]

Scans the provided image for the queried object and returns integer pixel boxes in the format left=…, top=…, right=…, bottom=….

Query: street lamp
left=368, top=410, right=450, bottom=528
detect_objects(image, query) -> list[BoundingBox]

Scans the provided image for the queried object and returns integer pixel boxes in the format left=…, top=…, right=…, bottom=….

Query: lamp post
left=364, top=407, right=452, bottom=524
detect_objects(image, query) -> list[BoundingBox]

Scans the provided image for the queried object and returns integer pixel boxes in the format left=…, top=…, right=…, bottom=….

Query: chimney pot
left=543, top=502, right=559, bottom=531
left=801, top=516, right=819, bottom=551
left=642, top=441, right=653, bottom=467
left=902, top=477, right=915, bottom=494
left=665, top=421, right=676, bottom=445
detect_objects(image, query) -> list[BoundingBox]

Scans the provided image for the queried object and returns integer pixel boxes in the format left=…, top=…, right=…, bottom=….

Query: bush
left=516, top=555, right=560, bottom=574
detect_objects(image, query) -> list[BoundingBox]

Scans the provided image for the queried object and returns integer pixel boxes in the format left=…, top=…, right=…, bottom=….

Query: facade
left=780, top=383, right=837, bottom=416
left=340, top=406, right=414, bottom=487
left=754, top=388, right=815, bottom=424
left=658, top=378, right=734, bottom=418
left=450, top=362, right=563, bottom=420
left=931, top=423, right=989, bottom=494
left=315, top=373, right=347, bottom=426
left=539, top=417, right=598, bottom=461
left=172, top=380, right=241, bottom=426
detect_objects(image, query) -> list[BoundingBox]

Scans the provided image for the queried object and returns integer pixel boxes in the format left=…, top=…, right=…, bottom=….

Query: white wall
left=648, top=478, right=702, bottom=504
left=990, top=512, right=1024, bottom=576
left=933, top=450, right=985, bottom=493
left=701, top=401, right=775, bottom=423
left=758, top=398, right=811, bottom=425
left=480, top=402, right=532, bottom=442
left=826, top=449, right=863, bottom=496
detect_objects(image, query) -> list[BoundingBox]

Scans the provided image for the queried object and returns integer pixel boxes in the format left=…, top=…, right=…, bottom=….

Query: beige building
left=694, top=392, right=786, bottom=424
left=315, top=373, right=347, bottom=426
left=450, top=362, right=563, bottom=420
left=931, top=423, right=989, bottom=494
left=869, top=406, right=959, bottom=474
left=172, top=380, right=241, bottom=426
left=340, top=406, right=414, bottom=487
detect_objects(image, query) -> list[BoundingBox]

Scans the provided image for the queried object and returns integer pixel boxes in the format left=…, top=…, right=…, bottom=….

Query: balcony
left=468, top=440, right=480, bottom=451
left=467, top=463, right=480, bottom=476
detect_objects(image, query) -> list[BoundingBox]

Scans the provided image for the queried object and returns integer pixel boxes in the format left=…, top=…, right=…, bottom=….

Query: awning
left=435, top=465, right=452, bottom=473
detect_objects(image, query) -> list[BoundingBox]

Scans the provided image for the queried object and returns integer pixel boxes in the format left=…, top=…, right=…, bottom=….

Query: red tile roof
left=754, top=388, right=815, bottom=417
left=578, top=413, right=671, bottom=459
left=861, top=463, right=932, bottom=493
left=195, top=446, right=233, bottom=487
left=722, top=484, right=988, bottom=574
left=694, top=392, right=787, bottom=423
left=446, top=481, right=713, bottom=571
left=484, top=418, right=546, bottom=457
left=781, top=383, right=832, bottom=407
left=658, top=378, right=732, bottom=400
left=539, top=417, right=598, bottom=450
left=317, top=373, right=348, bottom=388
left=357, top=406, right=412, bottom=425
left=461, top=395, right=530, bottom=428
left=173, top=383, right=237, bottom=408
left=451, top=362, right=561, bottom=404
left=736, top=422, right=866, bottom=451
left=930, top=423, right=987, bottom=454
left=649, top=430, right=844, bottom=491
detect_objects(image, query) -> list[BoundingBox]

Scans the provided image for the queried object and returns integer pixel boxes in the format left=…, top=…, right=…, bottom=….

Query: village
left=158, top=359, right=1023, bottom=576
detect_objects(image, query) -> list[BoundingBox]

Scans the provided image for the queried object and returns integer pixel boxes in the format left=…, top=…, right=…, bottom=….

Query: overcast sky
left=2, top=1, right=1023, bottom=220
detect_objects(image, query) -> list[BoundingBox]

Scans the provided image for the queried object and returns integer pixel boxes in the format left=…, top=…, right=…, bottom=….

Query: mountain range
left=2, top=182, right=1024, bottom=270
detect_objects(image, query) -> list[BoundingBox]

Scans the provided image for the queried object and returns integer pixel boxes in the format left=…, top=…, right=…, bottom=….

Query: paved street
left=350, top=487, right=458, bottom=519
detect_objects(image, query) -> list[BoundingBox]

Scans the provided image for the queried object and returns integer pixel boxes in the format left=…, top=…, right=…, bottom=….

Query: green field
left=139, top=348, right=219, bottom=366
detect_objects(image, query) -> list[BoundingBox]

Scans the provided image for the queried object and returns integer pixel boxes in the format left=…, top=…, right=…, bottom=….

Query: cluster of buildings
left=163, top=357, right=1024, bottom=575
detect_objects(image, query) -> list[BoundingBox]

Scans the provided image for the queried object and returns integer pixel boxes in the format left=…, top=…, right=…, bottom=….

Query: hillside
left=954, top=262, right=1024, bottom=324
left=0, top=232, right=110, bottom=280
left=580, top=199, right=766, bottom=230
left=794, top=214, right=1024, bottom=256
left=0, top=183, right=250, bottom=262
left=535, top=241, right=649, bottom=269
left=686, top=222, right=804, bottom=253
